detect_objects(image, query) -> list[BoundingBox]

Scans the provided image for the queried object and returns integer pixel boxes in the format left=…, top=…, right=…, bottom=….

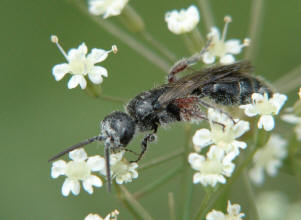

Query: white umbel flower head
left=282, top=114, right=301, bottom=141
left=88, top=0, right=129, bottom=19
left=165, top=5, right=200, bottom=35
left=51, top=148, right=105, bottom=196
left=240, top=93, right=287, bottom=131
left=85, top=210, right=119, bottom=220
left=51, top=35, right=117, bottom=89
left=206, top=200, right=245, bottom=220
left=188, top=146, right=236, bottom=187
left=249, top=134, right=287, bottom=185
left=100, top=151, right=139, bottom=184
left=193, top=108, right=249, bottom=156
left=203, top=16, right=250, bottom=64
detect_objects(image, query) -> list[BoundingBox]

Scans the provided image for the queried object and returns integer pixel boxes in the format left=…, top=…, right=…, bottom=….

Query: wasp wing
left=158, top=61, right=252, bottom=106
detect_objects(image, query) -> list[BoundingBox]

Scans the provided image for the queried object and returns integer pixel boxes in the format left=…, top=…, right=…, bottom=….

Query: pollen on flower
left=51, top=36, right=115, bottom=89
left=202, top=16, right=249, bottom=65
left=192, top=108, right=249, bottom=156
left=50, top=148, right=105, bottom=196
left=240, top=93, right=287, bottom=131
left=99, top=151, right=139, bottom=184
left=188, top=146, right=236, bottom=187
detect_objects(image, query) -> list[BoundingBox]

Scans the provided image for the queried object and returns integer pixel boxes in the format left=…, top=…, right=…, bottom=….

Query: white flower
left=282, top=114, right=301, bottom=141
left=165, top=5, right=200, bottom=35
left=249, top=134, right=287, bottom=185
left=256, top=191, right=288, bottom=220
left=203, top=16, right=249, bottom=64
left=193, top=108, right=249, bottom=156
left=51, top=149, right=105, bottom=196
left=51, top=35, right=116, bottom=89
left=240, top=93, right=287, bottom=131
left=100, top=151, right=139, bottom=184
left=188, top=146, right=236, bottom=187
left=299, top=88, right=301, bottom=99
left=88, top=0, right=128, bottom=19
left=206, top=200, right=245, bottom=220
left=85, top=210, right=119, bottom=220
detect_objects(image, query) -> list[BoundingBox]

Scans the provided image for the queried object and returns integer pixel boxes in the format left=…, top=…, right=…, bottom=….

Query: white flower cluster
left=165, top=5, right=200, bottom=35
left=51, top=149, right=138, bottom=196
left=51, top=35, right=117, bottom=90
left=85, top=210, right=119, bottom=220
left=240, top=93, right=287, bottom=131
left=249, top=134, right=287, bottom=185
left=206, top=200, right=245, bottom=220
left=189, top=108, right=249, bottom=187
left=88, top=0, right=129, bottom=19
left=203, top=16, right=250, bottom=65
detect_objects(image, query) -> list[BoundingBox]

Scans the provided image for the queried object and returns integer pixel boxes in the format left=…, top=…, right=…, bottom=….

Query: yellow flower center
left=65, top=161, right=91, bottom=180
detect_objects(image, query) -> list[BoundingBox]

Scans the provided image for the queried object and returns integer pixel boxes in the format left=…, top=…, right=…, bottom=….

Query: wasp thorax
left=101, top=111, right=136, bottom=148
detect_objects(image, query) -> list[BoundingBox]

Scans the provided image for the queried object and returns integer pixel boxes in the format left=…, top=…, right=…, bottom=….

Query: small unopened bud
left=299, top=88, right=301, bottom=99
left=112, top=45, right=118, bottom=54
left=243, top=38, right=251, bottom=47
left=224, top=15, right=232, bottom=23
left=51, top=35, right=59, bottom=43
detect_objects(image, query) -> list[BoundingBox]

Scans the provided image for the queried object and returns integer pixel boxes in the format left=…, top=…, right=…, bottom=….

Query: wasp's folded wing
left=158, top=61, right=252, bottom=106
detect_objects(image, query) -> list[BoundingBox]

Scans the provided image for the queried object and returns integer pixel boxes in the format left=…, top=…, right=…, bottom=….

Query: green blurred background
left=1, top=0, right=301, bottom=219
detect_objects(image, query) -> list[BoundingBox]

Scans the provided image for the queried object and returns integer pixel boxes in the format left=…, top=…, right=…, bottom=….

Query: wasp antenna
left=48, top=135, right=105, bottom=162
left=104, top=142, right=112, bottom=192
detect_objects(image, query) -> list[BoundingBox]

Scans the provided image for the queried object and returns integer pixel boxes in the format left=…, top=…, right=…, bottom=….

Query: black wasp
left=49, top=46, right=272, bottom=191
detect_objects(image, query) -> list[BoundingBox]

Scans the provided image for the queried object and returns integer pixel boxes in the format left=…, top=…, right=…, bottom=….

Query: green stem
left=120, top=5, right=145, bottom=32
left=183, top=29, right=204, bottom=53
left=242, top=171, right=260, bottom=220
left=138, top=148, right=184, bottom=171
left=133, top=165, right=182, bottom=199
left=68, top=0, right=170, bottom=73
left=168, top=192, right=176, bottom=220
left=181, top=124, right=193, bottom=220
left=193, top=189, right=213, bottom=220
left=115, top=185, right=154, bottom=220
left=244, top=0, right=265, bottom=61
left=273, top=64, right=301, bottom=93
left=198, top=0, right=215, bottom=32
left=141, top=31, right=177, bottom=62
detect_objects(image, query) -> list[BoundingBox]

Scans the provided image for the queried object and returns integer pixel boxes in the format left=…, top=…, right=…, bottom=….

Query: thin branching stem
left=141, top=31, right=177, bottom=62
left=274, top=64, right=301, bottom=93
left=198, top=0, right=215, bottom=32
left=193, top=189, right=213, bottom=220
left=68, top=0, right=170, bottom=73
left=168, top=192, right=176, bottom=220
left=115, top=185, right=154, bottom=220
left=242, top=171, right=260, bottom=220
left=133, top=165, right=182, bottom=199
left=139, top=148, right=184, bottom=171
left=181, top=124, right=193, bottom=220
left=245, top=0, right=265, bottom=60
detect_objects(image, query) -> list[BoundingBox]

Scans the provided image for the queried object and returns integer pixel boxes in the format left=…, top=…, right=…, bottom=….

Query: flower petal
left=269, top=93, right=287, bottom=114
left=193, top=172, right=202, bottom=184
left=51, top=160, right=66, bottom=178
left=249, top=166, right=264, bottom=185
left=188, top=153, right=205, bottom=170
left=203, top=52, right=215, bottom=64
left=88, top=66, right=108, bottom=84
left=225, top=39, right=242, bottom=54
left=62, top=178, right=80, bottom=196
left=258, top=115, right=275, bottom=131
left=206, top=210, right=225, bottom=220
left=282, top=114, right=301, bottom=124
left=69, top=148, right=87, bottom=162
left=240, top=104, right=258, bottom=117
left=220, top=54, right=235, bottom=64
left=233, top=120, right=250, bottom=138
left=83, top=175, right=103, bottom=194
left=67, top=75, right=81, bottom=89
left=87, top=155, right=105, bottom=171
left=192, top=129, right=212, bottom=151
left=88, top=48, right=108, bottom=64
left=85, top=214, right=102, bottom=220
left=52, top=63, right=69, bottom=81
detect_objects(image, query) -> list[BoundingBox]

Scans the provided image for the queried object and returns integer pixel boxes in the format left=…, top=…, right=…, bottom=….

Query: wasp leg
left=198, top=99, right=236, bottom=124
left=167, top=38, right=212, bottom=83
left=130, top=125, right=158, bottom=163
left=124, top=148, right=139, bottom=156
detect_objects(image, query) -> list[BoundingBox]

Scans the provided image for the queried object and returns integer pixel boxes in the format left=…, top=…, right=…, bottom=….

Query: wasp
left=49, top=44, right=272, bottom=191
